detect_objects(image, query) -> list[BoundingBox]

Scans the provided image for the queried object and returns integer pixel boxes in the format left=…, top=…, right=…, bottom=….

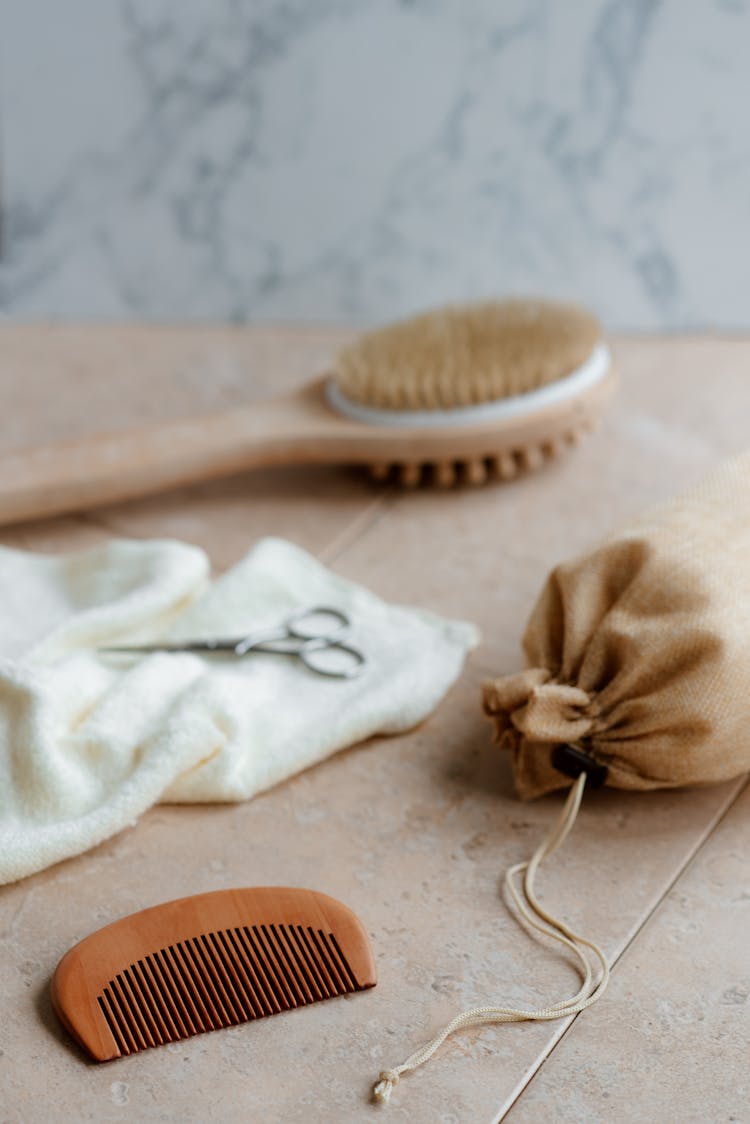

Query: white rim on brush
left=326, top=342, right=612, bottom=429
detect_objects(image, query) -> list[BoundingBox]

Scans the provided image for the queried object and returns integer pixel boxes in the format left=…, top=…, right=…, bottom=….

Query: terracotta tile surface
left=506, top=781, right=750, bottom=1124
left=0, top=329, right=747, bottom=1122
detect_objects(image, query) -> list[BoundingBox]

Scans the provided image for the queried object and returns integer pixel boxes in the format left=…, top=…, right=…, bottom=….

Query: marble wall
left=1, top=0, right=748, bottom=328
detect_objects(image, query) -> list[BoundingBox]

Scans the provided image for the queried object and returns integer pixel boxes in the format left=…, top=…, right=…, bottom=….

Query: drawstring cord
left=372, top=774, right=609, bottom=1104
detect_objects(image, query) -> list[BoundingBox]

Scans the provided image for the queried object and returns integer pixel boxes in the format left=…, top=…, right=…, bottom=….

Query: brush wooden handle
left=0, top=383, right=329, bottom=525
left=0, top=370, right=617, bottom=526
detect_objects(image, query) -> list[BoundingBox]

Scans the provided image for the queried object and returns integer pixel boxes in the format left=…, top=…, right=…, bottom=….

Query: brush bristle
left=332, top=298, right=601, bottom=411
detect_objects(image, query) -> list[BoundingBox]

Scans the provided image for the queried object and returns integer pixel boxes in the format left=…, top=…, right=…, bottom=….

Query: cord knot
left=372, top=1069, right=400, bottom=1103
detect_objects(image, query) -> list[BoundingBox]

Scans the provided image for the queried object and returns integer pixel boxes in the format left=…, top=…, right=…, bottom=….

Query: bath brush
left=0, top=298, right=615, bottom=525
left=51, top=886, right=376, bottom=1061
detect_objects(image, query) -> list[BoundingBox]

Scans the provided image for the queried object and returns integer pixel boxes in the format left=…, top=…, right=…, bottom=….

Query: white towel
left=0, top=537, right=478, bottom=884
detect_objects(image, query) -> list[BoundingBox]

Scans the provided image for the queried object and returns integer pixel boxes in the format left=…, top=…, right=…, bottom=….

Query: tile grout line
left=293, top=480, right=750, bottom=1121
left=496, top=772, right=750, bottom=1121
left=59, top=482, right=394, bottom=566
left=316, top=490, right=396, bottom=566
left=63, top=508, right=150, bottom=540
left=60, top=477, right=748, bottom=1123
left=0, top=510, right=109, bottom=550
left=69, top=487, right=749, bottom=1095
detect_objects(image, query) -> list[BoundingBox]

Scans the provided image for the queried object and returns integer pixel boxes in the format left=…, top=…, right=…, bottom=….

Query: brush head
left=331, top=298, right=602, bottom=412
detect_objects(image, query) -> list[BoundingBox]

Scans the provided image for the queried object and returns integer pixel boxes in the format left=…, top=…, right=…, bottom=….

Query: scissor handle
left=298, top=638, right=366, bottom=679
left=285, top=605, right=350, bottom=642
left=232, top=607, right=347, bottom=658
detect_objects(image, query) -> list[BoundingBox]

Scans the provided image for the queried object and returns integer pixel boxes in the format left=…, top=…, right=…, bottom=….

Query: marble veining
left=1, top=0, right=749, bottom=327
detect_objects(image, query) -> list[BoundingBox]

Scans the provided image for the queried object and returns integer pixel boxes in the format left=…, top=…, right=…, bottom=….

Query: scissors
left=99, top=605, right=365, bottom=680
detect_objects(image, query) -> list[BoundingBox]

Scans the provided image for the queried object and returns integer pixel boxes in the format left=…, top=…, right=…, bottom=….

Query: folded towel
left=0, top=536, right=478, bottom=884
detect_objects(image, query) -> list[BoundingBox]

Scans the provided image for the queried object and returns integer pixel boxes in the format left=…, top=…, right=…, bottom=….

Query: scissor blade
left=98, top=641, right=242, bottom=654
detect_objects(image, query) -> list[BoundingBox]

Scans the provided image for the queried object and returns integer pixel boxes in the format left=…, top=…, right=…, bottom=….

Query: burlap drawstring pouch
left=372, top=451, right=750, bottom=1103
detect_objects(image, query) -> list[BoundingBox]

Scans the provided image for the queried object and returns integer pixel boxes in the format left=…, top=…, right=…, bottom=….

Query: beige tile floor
left=506, top=782, right=750, bottom=1124
left=0, top=328, right=748, bottom=1122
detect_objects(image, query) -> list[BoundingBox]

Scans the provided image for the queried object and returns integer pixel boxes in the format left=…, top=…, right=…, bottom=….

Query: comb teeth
left=96, top=924, right=360, bottom=1057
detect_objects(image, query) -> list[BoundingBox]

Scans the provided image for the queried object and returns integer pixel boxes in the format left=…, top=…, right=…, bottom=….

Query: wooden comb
left=51, top=886, right=377, bottom=1061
